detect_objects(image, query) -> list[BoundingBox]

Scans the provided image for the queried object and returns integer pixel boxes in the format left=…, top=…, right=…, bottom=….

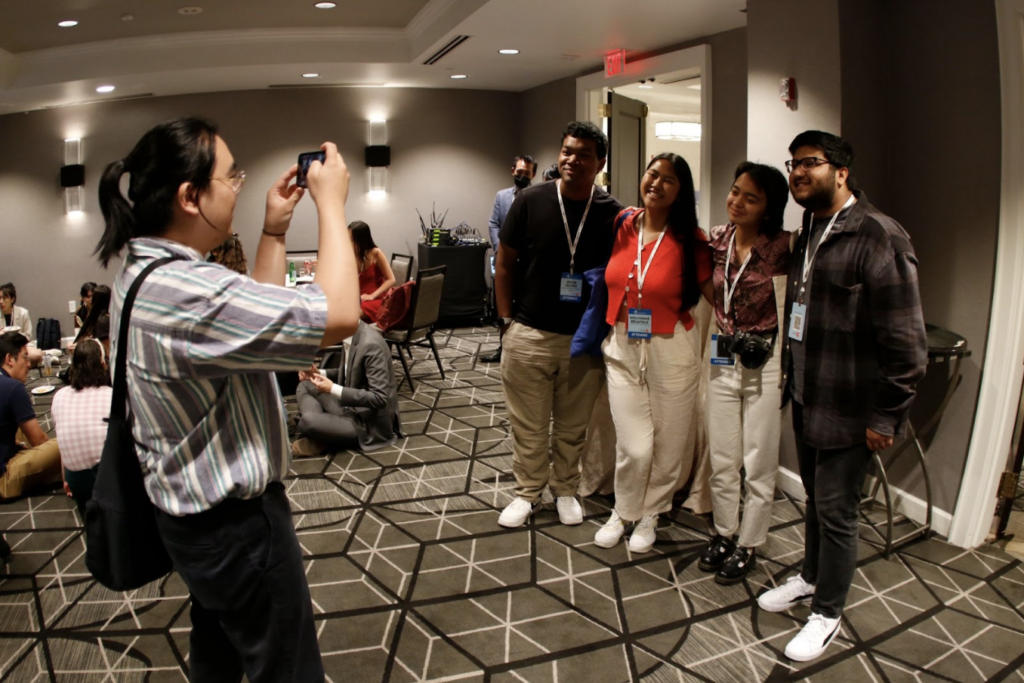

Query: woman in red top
left=697, top=162, right=791, bottom=585
left=350, top=221, right=396, bottom=322
left=593, top=153, right=713, bottom=553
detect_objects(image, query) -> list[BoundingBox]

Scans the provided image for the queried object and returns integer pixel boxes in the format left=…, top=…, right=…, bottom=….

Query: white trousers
left=705, top=342, right=783, bottom=547
left=603, top=321, right=700, bottom=521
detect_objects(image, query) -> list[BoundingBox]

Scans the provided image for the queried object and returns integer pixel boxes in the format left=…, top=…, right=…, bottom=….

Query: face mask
left=513, top=175, right=531, bottom=189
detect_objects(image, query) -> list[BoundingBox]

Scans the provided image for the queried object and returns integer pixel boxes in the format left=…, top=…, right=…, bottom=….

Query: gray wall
left=0, top=87, right=519, bottom=327
left=519, top=76, right=577, bottom=176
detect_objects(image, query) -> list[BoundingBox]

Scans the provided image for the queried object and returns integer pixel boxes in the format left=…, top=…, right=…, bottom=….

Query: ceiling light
left=96, top=85, right=115, bottom=93
left=638, top=84, right=653, bottom=90
left=450, top=74, right=467, bottom=80
left=122, top=14, right=134, bottom=21
left=315, top=2, right=337, bottom=8
left=655, top=121, right=702, bottom=142
left=178, top=7, right=203, bottom=15
left=302, top=73, right=320, bottom=78
left=58, top=20, right=78, bottom=28
left=498, top=49, right=519, bottom=55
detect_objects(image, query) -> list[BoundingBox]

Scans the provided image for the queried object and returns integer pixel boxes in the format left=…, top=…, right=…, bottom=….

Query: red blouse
left=604, top=208, right=713, bottom=333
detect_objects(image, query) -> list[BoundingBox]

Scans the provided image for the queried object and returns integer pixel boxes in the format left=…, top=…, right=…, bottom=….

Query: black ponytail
left=94, top=117, right=219, bottom=268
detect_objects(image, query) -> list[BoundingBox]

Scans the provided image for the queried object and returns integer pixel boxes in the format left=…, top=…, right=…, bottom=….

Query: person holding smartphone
left=95, top=118, right=360, bottom=682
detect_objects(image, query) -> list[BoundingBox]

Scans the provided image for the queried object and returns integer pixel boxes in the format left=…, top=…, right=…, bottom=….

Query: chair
left=382, top=265, right=446, bottom=391
left=390, top=253, right=414, bottom=286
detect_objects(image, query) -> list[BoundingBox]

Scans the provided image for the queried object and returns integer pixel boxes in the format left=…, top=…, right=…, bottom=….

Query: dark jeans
left=154, top=483, right=324, bottom=683
left=64, top=465, right=98, bottom=517
left=792, top=402, right=871, bottom=619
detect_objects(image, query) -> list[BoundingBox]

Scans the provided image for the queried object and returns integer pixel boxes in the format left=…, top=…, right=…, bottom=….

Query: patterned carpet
left=3, top=327, right=1024, bottom=682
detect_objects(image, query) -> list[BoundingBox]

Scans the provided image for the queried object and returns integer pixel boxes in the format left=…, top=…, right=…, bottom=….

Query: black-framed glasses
left=211, top=170, right=246, bottom=194
left=785, top=157, right=831, bottom=173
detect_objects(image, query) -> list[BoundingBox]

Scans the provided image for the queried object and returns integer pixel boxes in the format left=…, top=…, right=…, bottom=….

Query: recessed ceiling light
left=122, top=13, right=134, bottom=21
left=315, top=2, right=337, bottom=8
left=302, top=73, right=320, bottom=78
left=498, top=49, right=519, bottom=55
left=638, top=84, right=653, bottom=89
left=96, top=85, right=115, bottom=93
left=58, top=20, right=78, bottom=28
left=178, top=6, right=203, bottom=15
left=450, top=74, right=467, bottom=80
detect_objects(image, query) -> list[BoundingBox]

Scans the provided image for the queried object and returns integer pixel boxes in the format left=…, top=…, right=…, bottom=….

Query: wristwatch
left=497, top=316, right=514, bottom=327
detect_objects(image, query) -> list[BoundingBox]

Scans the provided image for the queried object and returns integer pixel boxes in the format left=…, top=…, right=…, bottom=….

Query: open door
left=607, top=91, right=647, bottom=207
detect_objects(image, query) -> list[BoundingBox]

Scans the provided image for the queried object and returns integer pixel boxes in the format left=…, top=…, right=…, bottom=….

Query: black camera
left=721, top=329, right=775, bottom=370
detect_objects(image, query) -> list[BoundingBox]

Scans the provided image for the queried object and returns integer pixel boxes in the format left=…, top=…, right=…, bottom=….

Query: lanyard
left=800, top=195, right=856, bottom=300
left=723, top=227, right=753, bottom=316
left=556, top=179, right=595, bottom=274
left=633, top=213, right=668, bottom=305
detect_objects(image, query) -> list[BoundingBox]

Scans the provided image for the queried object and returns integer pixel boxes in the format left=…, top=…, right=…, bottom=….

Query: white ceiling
left=0, top=0, right=746, bottom=114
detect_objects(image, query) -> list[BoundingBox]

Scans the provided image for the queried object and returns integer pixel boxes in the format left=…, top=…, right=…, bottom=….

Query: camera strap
left=723, top=227, right=753, bottom=317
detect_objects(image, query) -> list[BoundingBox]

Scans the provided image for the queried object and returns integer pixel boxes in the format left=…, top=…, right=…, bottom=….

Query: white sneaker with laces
left=594, top=510, right=627, bottom=548
left=627, top=514, right=657, bottom=553
left=555, top=496, right=583, bottom=525
left=784, top=613, right=841, bottom=662
left=498, top=497, right=537, bottom=528
left=756, top=575, right=816, bottom=613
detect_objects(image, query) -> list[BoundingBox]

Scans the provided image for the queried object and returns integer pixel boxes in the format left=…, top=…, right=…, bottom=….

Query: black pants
left=64, top=465, right=98, bottom=517
left=792, top=403, right=871, bottom=620
left=155, top=483, right=324, bottom=683
left=296, top=380, right=361, bottom=450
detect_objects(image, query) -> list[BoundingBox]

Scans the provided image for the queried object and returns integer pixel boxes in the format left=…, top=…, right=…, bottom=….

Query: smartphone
left=296, top=150, right=326, bottom=188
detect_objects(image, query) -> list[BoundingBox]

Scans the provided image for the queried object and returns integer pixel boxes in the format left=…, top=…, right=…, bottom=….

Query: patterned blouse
left=709, top=224, right=792, bottom=335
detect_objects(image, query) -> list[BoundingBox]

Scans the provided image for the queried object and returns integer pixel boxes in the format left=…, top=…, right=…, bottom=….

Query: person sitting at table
left=74, top=282, right=97, bottom=329
left=1, top=283, right=43, bottom=366
left=0, top=331, right=61, bottom=500
left=51, top=339, right=110, bottom=515
left=351, top=221, right=396, bottom=323
left=71, top=284, right=111, bottom=356
left=292, top=320, right=401, bottom=455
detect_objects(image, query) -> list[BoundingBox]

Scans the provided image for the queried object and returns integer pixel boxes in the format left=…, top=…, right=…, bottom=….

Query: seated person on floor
left=292, top=320, right=401, bottom=455
left=0, top=331, right=61, bottom=499
left=0, top=283, right=43, bottom=366
left=74, top=282, right=97, bottom=329
left=71, top=284, right=111, bottom=357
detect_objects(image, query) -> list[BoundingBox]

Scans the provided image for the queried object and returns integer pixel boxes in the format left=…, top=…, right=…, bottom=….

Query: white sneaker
left=784, top=613, right=841, bottom=662
left=594, top=510, right=627, bottom=548
left=756, top=575, right=816, bottom=613
left=555, top=496, right=583, bottom=525
left=627, top=514, right=657, bottom=553
left=498, top=497, right=537, bottom=527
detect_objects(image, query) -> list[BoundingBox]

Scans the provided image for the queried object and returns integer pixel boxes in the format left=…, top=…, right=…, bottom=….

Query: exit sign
left=605, top=49, right=626, bottom=78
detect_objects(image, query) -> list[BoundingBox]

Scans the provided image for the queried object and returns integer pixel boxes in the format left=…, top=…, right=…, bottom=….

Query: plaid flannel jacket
left=781, top=191, right=927, bottom=450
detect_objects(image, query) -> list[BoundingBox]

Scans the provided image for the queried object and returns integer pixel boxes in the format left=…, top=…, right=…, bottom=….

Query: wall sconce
left=366, top=119, right=390, bottom=198
left=62, top=138, right=85, bottom=213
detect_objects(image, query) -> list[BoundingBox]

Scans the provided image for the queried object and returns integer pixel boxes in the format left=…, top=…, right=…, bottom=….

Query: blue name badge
left=559, top=273, right=584, bottom=302
left=627, top=308, right=653, bottom=339
left=788, top=302, right=807, bottom=341
left=710, top=333, right=736, bottom=366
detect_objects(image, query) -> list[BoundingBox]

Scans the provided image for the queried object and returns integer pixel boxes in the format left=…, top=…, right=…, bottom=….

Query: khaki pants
left=603, top=321, right=700, bottom=520
left=0, top=438, right=61, bottom=499
left=500, top=322, right=605, bottom=502
left=706, top=342, right=783, bottom=547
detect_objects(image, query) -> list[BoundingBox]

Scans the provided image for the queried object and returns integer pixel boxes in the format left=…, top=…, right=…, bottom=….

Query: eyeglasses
left=785, top=157, right=831, bottom=173
left=211, top=170, right=246, bottom=194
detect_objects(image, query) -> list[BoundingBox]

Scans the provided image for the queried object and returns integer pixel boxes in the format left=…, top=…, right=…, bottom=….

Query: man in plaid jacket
left=756, top=131, right=927, bottom=662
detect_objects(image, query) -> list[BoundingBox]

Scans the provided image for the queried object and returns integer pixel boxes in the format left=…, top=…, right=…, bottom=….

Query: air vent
left=43, top=93, right=154, bottom=109
left=423, top=35, right=470, bottom=65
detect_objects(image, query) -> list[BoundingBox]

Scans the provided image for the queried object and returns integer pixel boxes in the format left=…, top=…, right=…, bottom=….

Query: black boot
left=480, top=345, right=502, bottom=363
left=715, top=546, right=756, bottom=585
left=698, top=534, right=736, bottom=572
left=0, top=535, right=11, bottom=564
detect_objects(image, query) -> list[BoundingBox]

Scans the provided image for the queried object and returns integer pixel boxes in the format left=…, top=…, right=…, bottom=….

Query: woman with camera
left=697, top=161, right=791, bottom=584
left=593, top=153, right=713, bottom=553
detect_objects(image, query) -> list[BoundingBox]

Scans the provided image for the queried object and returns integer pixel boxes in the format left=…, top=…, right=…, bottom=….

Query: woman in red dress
left=350, top=221, right=396, bottom=322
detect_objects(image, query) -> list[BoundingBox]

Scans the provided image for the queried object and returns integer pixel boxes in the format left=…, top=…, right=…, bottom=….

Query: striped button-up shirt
left=111, top=238, right=328, bottom=516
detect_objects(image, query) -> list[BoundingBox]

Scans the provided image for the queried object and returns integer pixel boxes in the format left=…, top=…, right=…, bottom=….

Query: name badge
left=788, top=302, right=807, bottom=341
left=627, top=308, right=653, bottom=339
left=710, top=333, right=735, bottom=366
left=559, top=273, right=584, bottom=302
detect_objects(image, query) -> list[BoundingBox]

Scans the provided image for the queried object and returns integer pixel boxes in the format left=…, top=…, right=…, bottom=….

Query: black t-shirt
left=499, top=181, right=622, bottom=335
left=0, top=370, right=35, bottom=474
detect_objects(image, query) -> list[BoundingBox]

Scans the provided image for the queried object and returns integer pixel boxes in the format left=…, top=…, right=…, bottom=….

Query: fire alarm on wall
left=780, top=78, right=796, bottom=103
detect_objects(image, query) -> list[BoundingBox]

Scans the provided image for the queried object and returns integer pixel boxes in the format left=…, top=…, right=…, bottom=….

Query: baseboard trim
left=775, top=467, right=952, bottom=538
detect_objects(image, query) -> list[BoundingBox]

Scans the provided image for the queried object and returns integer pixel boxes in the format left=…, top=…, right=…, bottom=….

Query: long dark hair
left=348, top=221, right=377, bottom=265
left=75, top=285, right=110, bottom=342
left=96, top=117, right=219, bottom=267
left=733, top=161, right=789, bottom=238
left=645, top=153, right=701, bottom=312
left=69, top=339, right=110, bottom=391
left=208, top=234, right=249, bottom=275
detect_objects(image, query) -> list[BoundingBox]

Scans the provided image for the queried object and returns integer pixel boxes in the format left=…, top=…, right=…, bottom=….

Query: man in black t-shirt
left=494, top=121, right=623, bottom=528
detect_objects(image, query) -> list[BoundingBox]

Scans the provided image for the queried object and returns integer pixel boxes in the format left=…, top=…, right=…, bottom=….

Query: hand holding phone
left=296, top=150, right=327, bottom=188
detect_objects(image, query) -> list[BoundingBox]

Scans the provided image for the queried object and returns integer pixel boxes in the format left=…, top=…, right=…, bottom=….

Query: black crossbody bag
left=85, top=256, right=179, bottom=591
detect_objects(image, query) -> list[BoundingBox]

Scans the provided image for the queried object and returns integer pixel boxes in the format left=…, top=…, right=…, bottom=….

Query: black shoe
left=715, top=547, right=756, bottom=585
left=698, top=534, right=736, bottom=572
left=480, top=347, right=502, bottom=363
left=0, top=535, right=11, bottom=564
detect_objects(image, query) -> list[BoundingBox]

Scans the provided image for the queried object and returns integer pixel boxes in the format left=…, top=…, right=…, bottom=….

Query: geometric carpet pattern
left=3, top=327, right=1024, bottom=682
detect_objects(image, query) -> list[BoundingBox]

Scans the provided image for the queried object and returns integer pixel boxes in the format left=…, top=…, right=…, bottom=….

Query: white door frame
left=948, top=0, right=1024, bottom=548
left=575, top=44, right=711, bottom=231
